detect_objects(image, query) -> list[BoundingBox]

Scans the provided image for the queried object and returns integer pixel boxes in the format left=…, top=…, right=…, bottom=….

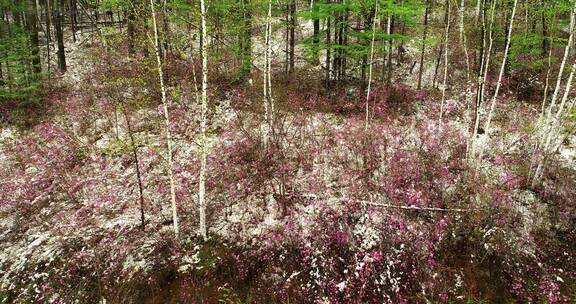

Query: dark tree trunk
left=118, top=10, right=123, bottom=31
left=284, top=3, right=289, bottom=74
left=433, top=44, right=443, bottom=88
left=288, top=0, right=296, bottom=74
left=417, top=0, right=430, bottom=90
left=341, top=6, right=348, bottom=80
left=398, top=19, right=405, bottom=64
left=162, top=0, right=169, bottom=60
left=26, top=0, right=41, bottom=74
left=0, top=8, right=4, bottom=82
left=94, top=0, right=99, bottom=22
left=70, top=0, right=77, bottom=42
left=433, top=4, right=448, bottom=89
left=473, top=0, right=486, bottom=134
left=541, top=9, right=548, bottom=55
left=312, top=1, right=320, bottom=63
left=238, top=0, right=251, bottom=80
left=45, top=0, right=52, bottom=75
left=13, top=3, right=22, bottom=27
left=124, top=111, right=146, bottom=229
left=361, top=11, right=370, bottom=93
left=325, top=17, right=331, bottom=84
left=361, top=12, right=371, bottom=84
left=127, top=8, right=135, bottom=54
left=332, top=13, right=339, bottom=80
left=54, top=0, right=66, bottom=72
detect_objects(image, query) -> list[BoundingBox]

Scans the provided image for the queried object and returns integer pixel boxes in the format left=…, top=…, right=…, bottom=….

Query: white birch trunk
left=199, top=0, right=209, bottom=241
left=479, top=0, right=518, bottom=159
left=439, top=0, right=451, bottom=127
left=481, top=0, right=497, bottom=103
left=263, top=0, right=271, bottom=146
left=267, top=0, right=274, bottom=121
left=545, top=9, right=575, bottom=120
left=365, top=0, right=379, bottom=131
left=475, top=0, right=481, bottom=19
left=530, top=3, right=576, bottom=185
left=540, top=46, right=554, bottom=118
left=459, top=0, right=470, bottom=80
left=532, top=60, right=576, bottom=185
left=467, top=0, right=486, bottom=159
left=150, top=0, right=179, bottom=237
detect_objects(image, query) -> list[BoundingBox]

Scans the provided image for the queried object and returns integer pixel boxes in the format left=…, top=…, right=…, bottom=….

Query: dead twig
left=360, top=200, right=480, bottom=212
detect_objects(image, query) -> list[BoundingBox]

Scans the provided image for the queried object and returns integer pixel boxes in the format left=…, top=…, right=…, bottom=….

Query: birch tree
left=263, top=0, right=273, bottom=146
left=459, top=0, right=470, bottom=80
left=532, top=61, right=576, bottom=185
left=199, top=0, right=209, bottom=241
left=439, top=0, right=451, bottom=127
left=531, top=5, right=576, bottom=185
left=365, top=0, right=379, bottom=131
left=150, top=0, right=179, bottom=237
left=467, top=0, right=486, bottom=159
left=544, top=6, right=575, bottom=121
left=481, top=0, right=497, bottom=105
left=474, top=0, right=518, bottom=161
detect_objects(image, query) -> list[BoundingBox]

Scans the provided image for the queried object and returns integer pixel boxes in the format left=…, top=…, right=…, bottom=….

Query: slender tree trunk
left=70, top=0, right=76, bottom=42
left=13, top=3, right=22, bottom=27
left=459, top=0, right=470, bottom=80
left=531, top=3, right=576, bottom=185
left=481, top=0, right=497, bottom=104
left=468, top=0, right=486, bottom=159
left=124, top=111, right=146, bottom=229
left=263, top=0, right=272, bottom=146
left=94, top=0, right=99, bottom=22
left=545, top=10, right=575, bottom=120
left=239, top=0, right=252, bottom=79
left=199, top=0, right=209, bottom=241
left=365, top=0, right=378, bottom=131
left=439, top=0, right=451, bottom=127
left=540, top=39, right=553, bottom=118
left=385, top=15, right=393, bottom=87
left=477, top=0, right=518, bottom=160
left=45, top=0, right=52, bottom=75
left=434, top=1, right=450, bottom=89
left=417, top=1, right=430, bottom=90
left=341, top=3, right=348, bottom=80
left=475, top=0, right=481, bottom=20
left=150, top=0, right=179, bottom=237
left=284, top=3, right=288, bottom=74
left=332, top=6, right=340, bottom=80
left=26, top=0, right=41, bottom=74
left=398, top=20, right=405, bottom=63
left=361, top=13, right=369, bottom=83
left=288, top=0, right=296, bottom=74
left=541, top=2, right=548, bottom=55
left=533, top=59, right=576, bottom=185
left=325, top=17, right=331, bottom=84
left=432, top=44, right=443, bottom=88
left=127, top=7, right=135, bottom=54
left=162, top=0, right=170, bottom=60
left=312, top=0, right=320, bottom=63
left=54, top=0, right=66, bottom=72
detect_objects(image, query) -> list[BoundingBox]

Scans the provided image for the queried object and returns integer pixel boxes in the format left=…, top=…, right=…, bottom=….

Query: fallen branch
left=360, top=200, right=480, bottom=212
